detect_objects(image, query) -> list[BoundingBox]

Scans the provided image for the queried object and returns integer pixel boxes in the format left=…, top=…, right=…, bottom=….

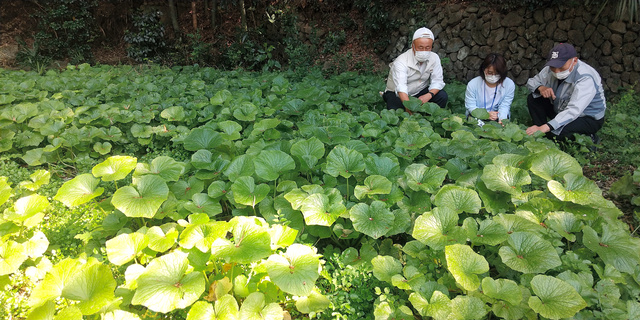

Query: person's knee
left=434, top=90, right=448, bottom=108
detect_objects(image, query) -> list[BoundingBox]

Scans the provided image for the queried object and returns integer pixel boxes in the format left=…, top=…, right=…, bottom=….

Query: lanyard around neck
left=483, top=83, right=498, bottom=111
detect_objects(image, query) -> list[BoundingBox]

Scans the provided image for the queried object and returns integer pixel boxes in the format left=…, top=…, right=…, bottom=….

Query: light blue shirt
left=464, top=76, right=515, bottom=120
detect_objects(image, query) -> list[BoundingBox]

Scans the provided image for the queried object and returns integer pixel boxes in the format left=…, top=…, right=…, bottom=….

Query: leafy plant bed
left=1, top=65, right=639, bottom=319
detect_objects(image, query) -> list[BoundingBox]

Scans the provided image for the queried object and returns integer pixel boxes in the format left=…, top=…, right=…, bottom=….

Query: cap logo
left=551, top=51, right=559, bottom=59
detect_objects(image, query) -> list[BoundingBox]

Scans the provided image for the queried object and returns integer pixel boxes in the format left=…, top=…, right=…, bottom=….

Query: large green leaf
left=253, top=150, right=296, bottom=181
left=548, top=173, right=605, bottom=205
left=19, top=170, right=51, bottom=191
left=481, top=277, right=522, bottom=306
left=445, top=244, right=489, bottom=291
left=300, top=192, right=345, bottom=226
left=231, top=176, right=270, bottom=207
left=404, top=164, right=448, bottom=194
left=528, top=275, right=587, bottom=319
left=160, top=106, right=185, bottom=121
left=295, top=289, right=330, bottom=314
left=372, top=255, right=403, bottom=283
left=218, top=120, right=243, bottom=140
left=179, top=221, right=229, bottom=253
left=183, top=127, right=224, bottom=151
left=238, top=292, right=283, bottom=320
left=583, top=225, right=640, bottom=274
left=412, top=207, right=464, bottom=250
left=53, top=174, right=104, bottom=207
left=147, top=224, right=179, bottom=253
left=546, top=211, right=581, bottom=242
left=134, top=156, right=185, bottom=182
left=349, top=201, right=395, bottom=239
left=323, top=145, right=365, bottom=178
left=434, top=185, right=481, bottom=214
left=0, top=176, right=12, bottom=207
left=111, top=175, right=169, bottom=218
left=186, top=296, right=239, bottom=320
left=290, top=137, right=325, bottom=170
left=364, top=154, right=401, bottom=178
left=265, top=244, right=320, bottom=296
left=450, top=295, right=489, bottom=320
left=132, top=251, right=205, bottom=313
left=92, top=155, right=137, bottom=181
left=5, top=194, right=49, bottom=223
left=462, top=218, right=508, bottom=246
left=354, top=175, right=393, bottom=200
left=224, top=155, right=255, bottom=182
left=184, top=193, right=222, bottom=217
left=29, top=258, right=116, bottom=315
left=529, top=149, right=582, bottom=181
left=481, top=164, right=531, bottom=195
left=105, top=232, right=149, bottom=266
left=499, top=232, right=561, bottom=274
left=0, top=241, right=27, bottom=276
left=210, top=217, right=272, bottom=264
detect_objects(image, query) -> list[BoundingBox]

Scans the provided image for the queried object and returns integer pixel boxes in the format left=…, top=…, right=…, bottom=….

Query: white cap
left=412, top=27, right=434, bottom=41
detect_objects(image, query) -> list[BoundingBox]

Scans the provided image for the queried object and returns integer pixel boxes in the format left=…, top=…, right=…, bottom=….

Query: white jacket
left=385, top=49, right=446, bottom=96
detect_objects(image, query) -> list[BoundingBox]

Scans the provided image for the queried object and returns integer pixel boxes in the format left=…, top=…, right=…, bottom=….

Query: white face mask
left=415, top=51, right=430, bottom=63
left=485, top=74, right=501, bottom=84
left=553, top=59, right=576, bottom=80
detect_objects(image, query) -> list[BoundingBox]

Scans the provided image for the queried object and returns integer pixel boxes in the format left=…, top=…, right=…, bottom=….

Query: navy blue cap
left=545, top=43, right=577, bottom=68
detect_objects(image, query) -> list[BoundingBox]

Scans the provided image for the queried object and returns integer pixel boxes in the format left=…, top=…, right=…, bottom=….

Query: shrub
left=124, top=10, right=168, bottom=63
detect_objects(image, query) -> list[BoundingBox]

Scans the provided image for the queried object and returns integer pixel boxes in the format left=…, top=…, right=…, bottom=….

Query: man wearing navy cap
left=525, top=43, right=606, bottom=141
left=383, top=27, right=448, bottom=113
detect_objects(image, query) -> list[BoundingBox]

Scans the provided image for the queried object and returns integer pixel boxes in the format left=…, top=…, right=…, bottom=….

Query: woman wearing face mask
left=464, top=53, right=515, bottom=125
left=525, top=43, right=606, bottom=141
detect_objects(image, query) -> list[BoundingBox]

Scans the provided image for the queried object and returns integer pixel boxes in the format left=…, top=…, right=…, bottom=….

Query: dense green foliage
left=124, top=10, right=169, bottom=63
left=1, top=65, right=639, bottom=319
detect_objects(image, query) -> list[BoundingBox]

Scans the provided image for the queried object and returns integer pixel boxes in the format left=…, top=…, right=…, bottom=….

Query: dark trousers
left=383, top=87, right=448, bottom=110
left=527, top=93, right=604, bottom=140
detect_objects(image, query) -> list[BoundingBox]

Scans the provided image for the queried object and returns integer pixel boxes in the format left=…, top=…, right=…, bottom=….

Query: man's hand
left=538, top=86, right=556, bottom=100
left=526, top=124, right=551, bottom=135
left=418, top=93, right=432, bottom=104
left=488, top=111, right=498, bottom=121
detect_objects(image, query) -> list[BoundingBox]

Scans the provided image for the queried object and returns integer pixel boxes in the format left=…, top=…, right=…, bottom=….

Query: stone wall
left=383, top=3, right=640, bottom=92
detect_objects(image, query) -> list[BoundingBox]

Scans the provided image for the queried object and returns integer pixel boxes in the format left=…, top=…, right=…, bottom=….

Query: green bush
left=33, top=0, right=97, bottom=63
left=124, top=10, right=168, bottom=63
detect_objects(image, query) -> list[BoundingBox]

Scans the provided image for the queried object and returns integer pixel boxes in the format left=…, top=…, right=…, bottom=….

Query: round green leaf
left=364, top=154, right=401, bottom=178
left=324, top=145, right=365, bottom=178
left=291, top=137, right=325, bottom=170
left=498, top=232, right=561, bottom=274
left=528, top=275, right=587, bottom=319
left=19, top=169, right=51, bottom=191
left=160, top=106, right=185, bottom=121
left=372, top=255, right=403, bottom=283
left=6, top=194, right=49, bottom=223
left=462, top=218, right=508, bottom=246
left=253, top=150, right=296, bottom=181
left=0, top=241, right=27, bottom=276
left=295, top=289, right=330, bottom=314
left=22, top=148, right=46, bottom=166
left=450, top=295, right=489, bottom=320
left=265, top=244, right=320, bottom=296
left=179, top=221, right=230, bottom=253
left=106, top=232, right=149, bottom=266
left=350, top=201, right=395, bottom=239
left=238, top=292, right=283, bottom=320
left=147, top=225, right=179, bottom=253
left=445, top=244, right=489, bottom=291
left=434, top=185, right=481, bottom=214
left=546, top=211, right=581, bottom=242
left=231, top=176, right=270, bottom=207
left=210, top=217, right=272, bottom=264
left=412, top=207, right=464, bottom=250
left=481, top=164, right=531, bottom=195
left=92, top=155, right=137, bottom=182
left=184, top=127, right=224, bottom=151
left=186, top=296, right=239, bottom=320
left=134, top=156, right=185, bottom=182
left=547, top=173, right=605, bottom=205
left=583, top=225, right=640, bottom=274
left=300, top=193, right=345, bottom=226
left=54, top=174, right=104, bottom=207
left=354, top=175, right=392, bottom=200
left=233, top=101, right=258, bottom=121
left=93, top=141, right=112, bottom=155
left=404, top=163, right=448, bottom=193
left=184, top=193, right=222, bottom=217
left=530, top=149, right=582, bottom=181
left=218, top=120, right=243, bottom=140
left=112, top=175, right=169, bottom=218
left=132, top=251, right=206, bottom=313
left=61, top=262, right=117, bottom=315
left=224, top=155, right=255, bottom=182
left=25, top=231, right=49, bottom=259
left=481, top=277, right=522, bottom=306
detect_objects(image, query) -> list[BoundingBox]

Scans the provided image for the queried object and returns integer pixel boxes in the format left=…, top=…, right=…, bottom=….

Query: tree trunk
left=210, top=0, right=216, bottom=30
left=168, top=0, right=180, bottom=34
left=239, top=0, right=247, bottom=32
left=191, top=1, right=198, bottom=30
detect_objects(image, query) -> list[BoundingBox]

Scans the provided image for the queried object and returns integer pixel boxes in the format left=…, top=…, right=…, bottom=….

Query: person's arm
left=547, top=77, right=597, bottom=133
left=464, top=78, right=479, bottom=115
left=498, top=79, right=515, bottom=121
left=526, top=67, right=552, bottom=97
left=392, top=60, right=412, bottom=113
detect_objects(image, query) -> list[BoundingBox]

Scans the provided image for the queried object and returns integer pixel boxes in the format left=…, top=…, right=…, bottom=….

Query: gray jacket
left=526, top=60, right=606, bottom=135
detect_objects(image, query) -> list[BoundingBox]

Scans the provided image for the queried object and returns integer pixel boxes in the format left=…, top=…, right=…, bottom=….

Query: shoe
left=590, top=133, right=600, bottom=144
